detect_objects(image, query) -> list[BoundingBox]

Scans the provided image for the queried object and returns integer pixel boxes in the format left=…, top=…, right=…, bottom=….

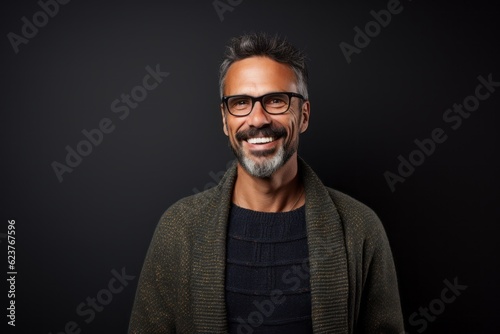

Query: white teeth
left=247, top=137, right=275, bottom=144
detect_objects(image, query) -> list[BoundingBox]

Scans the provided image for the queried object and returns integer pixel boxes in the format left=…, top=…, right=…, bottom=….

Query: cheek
left=286, top=117, right=300, bottom=137
left=226, top=121, right=242, bottom=143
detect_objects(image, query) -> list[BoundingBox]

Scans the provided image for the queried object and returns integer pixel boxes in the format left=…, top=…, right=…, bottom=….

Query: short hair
left=219, top=32, right=309, bottom=100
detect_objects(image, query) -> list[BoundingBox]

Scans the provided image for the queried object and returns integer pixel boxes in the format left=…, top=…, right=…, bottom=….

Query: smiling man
left=221, top=55, right=309, bottom=212
left=129, top=33, right=404, bottom=334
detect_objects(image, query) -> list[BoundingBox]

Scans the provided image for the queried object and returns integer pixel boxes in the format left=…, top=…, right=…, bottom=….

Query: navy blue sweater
left=225, top=203, right=313, bottom=333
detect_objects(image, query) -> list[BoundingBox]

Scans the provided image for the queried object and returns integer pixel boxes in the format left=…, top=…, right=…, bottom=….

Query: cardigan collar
left=192, top=156, right=349, bottom=333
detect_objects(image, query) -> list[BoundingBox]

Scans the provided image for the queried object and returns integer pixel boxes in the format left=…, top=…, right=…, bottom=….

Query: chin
left=240, top=146, right=294, bottom=178
left=229, top=137, right=297, bottom=178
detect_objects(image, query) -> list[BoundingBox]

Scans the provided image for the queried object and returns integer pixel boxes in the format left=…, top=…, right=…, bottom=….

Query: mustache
left=235, top=125, right=287, bottom=141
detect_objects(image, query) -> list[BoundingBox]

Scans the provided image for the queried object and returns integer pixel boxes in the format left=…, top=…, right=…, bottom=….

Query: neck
left=232, top=153, right=304, bottom=212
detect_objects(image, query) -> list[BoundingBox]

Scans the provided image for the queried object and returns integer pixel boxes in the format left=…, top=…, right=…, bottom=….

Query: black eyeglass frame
left=221, top=92, right=306, bottom=117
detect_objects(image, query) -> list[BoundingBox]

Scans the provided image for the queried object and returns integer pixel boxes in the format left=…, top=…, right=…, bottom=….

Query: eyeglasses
left=222, top=92, right=305, bottom=117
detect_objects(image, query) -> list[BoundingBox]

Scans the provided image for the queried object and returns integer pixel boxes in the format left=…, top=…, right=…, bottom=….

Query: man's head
left=219, top=33, right=310, bottom=178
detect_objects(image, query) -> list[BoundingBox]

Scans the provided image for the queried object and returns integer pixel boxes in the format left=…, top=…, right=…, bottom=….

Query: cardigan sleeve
left=328, top=188, right=405, bottom=334
left=355, top=216, right=405, bottom=334
left=128, top=210, right=178, bottom=334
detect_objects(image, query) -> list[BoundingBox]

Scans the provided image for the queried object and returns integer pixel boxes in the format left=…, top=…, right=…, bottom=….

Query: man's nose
left=246, top=101, right=271, bottom=127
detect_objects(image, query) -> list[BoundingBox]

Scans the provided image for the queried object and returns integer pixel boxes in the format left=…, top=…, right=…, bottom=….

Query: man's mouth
left=236, top=125, right=286, bottom=149
left=246, top=137, right=276, bottom=144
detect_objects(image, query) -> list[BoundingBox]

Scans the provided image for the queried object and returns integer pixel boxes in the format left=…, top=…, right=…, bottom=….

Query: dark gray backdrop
left=2, top=0, right=499, bottom=333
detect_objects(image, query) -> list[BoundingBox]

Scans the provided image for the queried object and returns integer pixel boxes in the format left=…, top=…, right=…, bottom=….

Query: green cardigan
left=129, top=157, right=404, bottom=333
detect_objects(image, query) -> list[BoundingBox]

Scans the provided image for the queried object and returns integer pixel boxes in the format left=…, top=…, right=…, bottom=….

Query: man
left=129, top=32, right=404, bottom=333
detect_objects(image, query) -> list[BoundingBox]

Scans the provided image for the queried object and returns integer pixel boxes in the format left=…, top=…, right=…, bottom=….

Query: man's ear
left=221, top=104, right=229, bottom=136
left=299, top=100, right=310, bottom=133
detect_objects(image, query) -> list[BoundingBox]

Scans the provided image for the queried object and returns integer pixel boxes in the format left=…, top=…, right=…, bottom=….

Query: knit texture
left=129, top=157, right=404, bottom=333
left=225, top=204, right=313, bottom=333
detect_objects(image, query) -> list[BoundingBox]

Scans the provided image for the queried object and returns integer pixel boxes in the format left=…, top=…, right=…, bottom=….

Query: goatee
left=229, top=125, right=296, bottom=178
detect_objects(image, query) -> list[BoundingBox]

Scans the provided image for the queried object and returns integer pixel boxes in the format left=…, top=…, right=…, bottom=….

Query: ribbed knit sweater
left=129, top=157, right=404, bottom=333
left=225, top=204, right=313, bottom=333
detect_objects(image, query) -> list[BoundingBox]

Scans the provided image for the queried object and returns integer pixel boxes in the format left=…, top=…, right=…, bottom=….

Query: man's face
left=221, top=56, right=310, bottom=178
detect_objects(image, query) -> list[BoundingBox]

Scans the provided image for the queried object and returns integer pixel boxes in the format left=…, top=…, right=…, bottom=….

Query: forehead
left=224, top=56, right=297, bottom=96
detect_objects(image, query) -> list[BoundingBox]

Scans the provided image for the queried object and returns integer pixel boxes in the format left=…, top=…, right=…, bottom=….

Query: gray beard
left=230, top=140, right=296, bottom=178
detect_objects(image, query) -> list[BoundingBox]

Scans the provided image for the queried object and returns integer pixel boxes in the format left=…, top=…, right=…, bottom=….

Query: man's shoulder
left=324, top=187, right=386, bottom=237
left=158, top=186, right=220, bottom=224
left=299, top=157, right=384, bottom=235
left=154, top=160, right=237, bottom=236
left=325, top=187, right=378, bottom=219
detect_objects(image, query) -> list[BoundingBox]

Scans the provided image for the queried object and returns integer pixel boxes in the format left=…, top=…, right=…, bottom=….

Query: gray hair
left=219, top=32, right=309, bottom=100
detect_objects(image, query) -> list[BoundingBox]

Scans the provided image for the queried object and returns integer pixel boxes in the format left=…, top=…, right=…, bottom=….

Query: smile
left=246, top=137, right=276, bottom=144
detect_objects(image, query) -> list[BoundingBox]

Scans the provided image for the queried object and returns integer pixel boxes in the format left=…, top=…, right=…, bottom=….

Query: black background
left=2, top=0, right=499, bottom=333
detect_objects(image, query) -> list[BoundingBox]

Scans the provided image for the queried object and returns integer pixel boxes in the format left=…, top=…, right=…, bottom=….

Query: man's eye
left=266, top=97, right=287, bottom=107
left=230, top=98, right=251, bottom=109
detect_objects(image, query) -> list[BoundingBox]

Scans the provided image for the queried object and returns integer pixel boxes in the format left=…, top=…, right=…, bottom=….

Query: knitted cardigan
left=129, top=157, right=404, bottom=333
